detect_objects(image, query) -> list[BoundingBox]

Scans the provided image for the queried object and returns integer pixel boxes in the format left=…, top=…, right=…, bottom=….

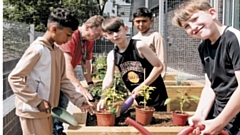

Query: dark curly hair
left=133, top=7, right=153, bottom=20
left=47, top=8, right=79, bottom=31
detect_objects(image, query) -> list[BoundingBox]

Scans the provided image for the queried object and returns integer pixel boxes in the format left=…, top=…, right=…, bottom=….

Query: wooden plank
left=165, top=72, right=178, bottom=80
left=67, top=126, right=186, bottom=135
left=165, top=80, right=203, bottom=112
left=67, top=110, right=195, bottom=135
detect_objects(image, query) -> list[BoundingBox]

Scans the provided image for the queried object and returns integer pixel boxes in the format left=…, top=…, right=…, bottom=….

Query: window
left=224, top=0, right=240, bottom=30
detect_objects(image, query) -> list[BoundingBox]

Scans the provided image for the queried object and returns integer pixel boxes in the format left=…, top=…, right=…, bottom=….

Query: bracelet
left=87, top=81, right=94, bottom=85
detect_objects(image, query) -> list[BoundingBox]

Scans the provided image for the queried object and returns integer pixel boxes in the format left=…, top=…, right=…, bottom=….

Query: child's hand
left=188, top=114, right=205, bottom=134
left=96, top=98, right=106, bottom=111
left=131, top=86, right=141, bottom=98
left=37, top=99, right=51, bottom=113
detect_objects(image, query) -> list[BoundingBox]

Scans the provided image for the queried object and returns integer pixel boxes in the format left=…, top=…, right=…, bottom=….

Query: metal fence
left=3, top=20, right=30, bottom=62
left=3, top=20, right=31, bottom=100
left=2, top=20, right=115, bottom=100
left=149, top=0, right=205, bottom=80
left=93, top=37, right=115, bottom=54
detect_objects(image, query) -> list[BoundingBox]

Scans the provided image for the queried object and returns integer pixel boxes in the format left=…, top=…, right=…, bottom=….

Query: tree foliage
left=3, top=0, right=108, bottom=31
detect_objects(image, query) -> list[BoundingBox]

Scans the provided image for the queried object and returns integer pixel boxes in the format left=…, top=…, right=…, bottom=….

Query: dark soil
left=86, top=108, right=188, bottom=127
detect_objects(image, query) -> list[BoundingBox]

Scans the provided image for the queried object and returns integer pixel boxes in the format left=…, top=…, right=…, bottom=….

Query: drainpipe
left=222, top=0, right=226, bottom=24
left=214, top=0, right=218, bottom=9
left=232, top=0, right=235, bottom=27
left=145, top=0, right=148, bottom=8
left=213, top=0, right=219, bottom=20
left=159, top=0, right=164, bottom=35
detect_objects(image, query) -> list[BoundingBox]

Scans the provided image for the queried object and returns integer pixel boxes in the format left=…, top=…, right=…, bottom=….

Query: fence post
left=159, top=0, right=164, bottom=35
left=29, top=24, right=35, bottom=43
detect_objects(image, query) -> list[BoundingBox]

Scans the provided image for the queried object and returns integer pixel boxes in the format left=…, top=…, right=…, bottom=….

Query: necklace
left=79, top=31, right=87, bottom=64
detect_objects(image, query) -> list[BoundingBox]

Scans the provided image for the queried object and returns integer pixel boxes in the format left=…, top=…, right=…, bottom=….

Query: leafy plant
left=90, top=53, right=128, bottom=100
left=114, top=73, right=129, bottom=95
left=88, top=81, right=103, bottom=100
left=3, top=0, right=108, bottom=31
left=164, top=90, right=200, bottom=113
left=91, top=69, right=106, bottom=80
left=102, top=84, right=125, bottom=115
left=138, top=85, right=156, bottom=110
left=175, top=75, right=186, bottom=86
left=91, top=53, right=107, bottom=80
left=95, top=55, right=107, bottom=70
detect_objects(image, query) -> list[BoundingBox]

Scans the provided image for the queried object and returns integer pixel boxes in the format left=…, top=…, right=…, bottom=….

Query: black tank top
left=114, top=39, right=168, bottom=108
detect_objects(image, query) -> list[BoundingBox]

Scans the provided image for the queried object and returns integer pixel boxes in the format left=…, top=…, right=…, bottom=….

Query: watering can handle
left=177, top=125, right=228, bottom=135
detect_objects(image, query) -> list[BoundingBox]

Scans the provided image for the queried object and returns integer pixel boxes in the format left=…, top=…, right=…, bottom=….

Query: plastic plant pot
left=125, top=117, right=152, bottom=135
left=51, top=107, right=78, bottom=126
left=120, top=95, right=134, bottom=114
left=177, top=125, right=228, bottom=135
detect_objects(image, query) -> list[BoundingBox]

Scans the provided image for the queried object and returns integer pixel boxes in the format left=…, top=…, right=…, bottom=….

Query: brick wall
left=3, top=59, right=22, bottom=135
left=3, top=108, right=22, bottom=135
left=151, top=5, right=204, bottom=78
left=166, top=10, right=203, bottom=78
left=3, top=58, right=20, bottom=100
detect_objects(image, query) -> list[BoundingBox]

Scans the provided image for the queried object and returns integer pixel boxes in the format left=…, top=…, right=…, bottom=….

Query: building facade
left=130, top=0, right=240, bottom=78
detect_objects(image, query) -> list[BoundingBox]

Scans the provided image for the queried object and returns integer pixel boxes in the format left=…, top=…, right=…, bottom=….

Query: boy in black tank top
left=96, top=16, right=168, bottom=112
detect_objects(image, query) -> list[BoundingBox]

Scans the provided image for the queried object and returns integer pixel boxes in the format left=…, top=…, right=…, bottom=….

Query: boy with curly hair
left=8, top=8, right=93, bottom=135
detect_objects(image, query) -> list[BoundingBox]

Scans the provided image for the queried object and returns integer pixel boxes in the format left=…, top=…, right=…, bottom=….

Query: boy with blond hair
left=173, top=0, right=240, bottom=134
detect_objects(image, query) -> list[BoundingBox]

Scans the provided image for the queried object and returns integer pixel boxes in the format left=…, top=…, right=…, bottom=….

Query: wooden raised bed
left=165, top=72, right=178, bottom=80
left=68, top=80, right=203, bottom=134
left=67, top=107, right=195, bottom=135
left=83, top=79, right=204, bottom=113
left=164, top=80, right=204, bottom=112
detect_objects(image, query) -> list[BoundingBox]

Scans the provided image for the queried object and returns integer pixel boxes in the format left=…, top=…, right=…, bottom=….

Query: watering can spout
left=120, top=95, right=134, bottom=114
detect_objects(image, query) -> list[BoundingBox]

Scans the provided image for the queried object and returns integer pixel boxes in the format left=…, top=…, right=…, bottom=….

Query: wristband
left=87, top=81, right=94, bottom=85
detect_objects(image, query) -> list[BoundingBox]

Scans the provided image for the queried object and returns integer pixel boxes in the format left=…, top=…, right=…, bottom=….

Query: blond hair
left=172, top=0, right=212, bottom=27
left=84, top=15, right=105, bottom=28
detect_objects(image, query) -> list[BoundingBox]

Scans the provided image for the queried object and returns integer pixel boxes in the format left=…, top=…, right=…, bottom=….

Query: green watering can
left=51, top=107, right=78, bottom=127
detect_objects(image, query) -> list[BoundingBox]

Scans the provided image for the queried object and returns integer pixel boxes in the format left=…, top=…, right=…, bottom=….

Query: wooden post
left=29, top=24, right=35, bottom=43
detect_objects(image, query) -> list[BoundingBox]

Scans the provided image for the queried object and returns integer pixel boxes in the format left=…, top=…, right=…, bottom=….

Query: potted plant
left=95, top=78, right=125, bottom=126
left=164, top=90, right=200, bottom=126
left=135, top=85, right=156, bottom=125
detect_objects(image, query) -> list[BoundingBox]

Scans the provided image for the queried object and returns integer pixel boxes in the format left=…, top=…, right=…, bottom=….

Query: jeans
left=53, top=91, right=69, bottom=135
